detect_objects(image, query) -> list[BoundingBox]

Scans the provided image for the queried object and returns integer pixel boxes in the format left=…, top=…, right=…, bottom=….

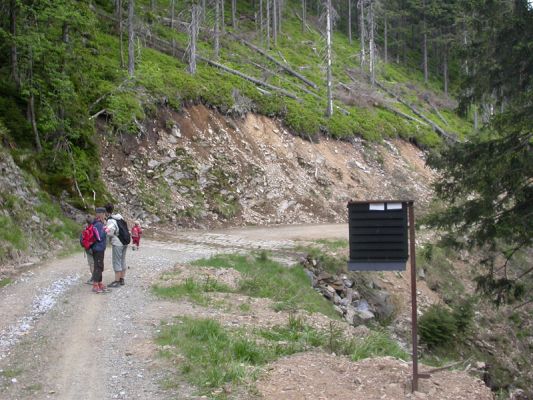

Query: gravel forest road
left=0, top=224, right=347, bottom=400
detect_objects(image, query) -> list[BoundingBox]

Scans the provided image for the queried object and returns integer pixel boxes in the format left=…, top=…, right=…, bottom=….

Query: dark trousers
left=92, top=251, right=105, bottom=283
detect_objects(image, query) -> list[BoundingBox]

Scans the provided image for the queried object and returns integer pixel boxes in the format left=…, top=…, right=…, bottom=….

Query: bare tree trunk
left=473, top=105, right=478, bottom=130
left=58, top=22, right=69, bottom=136
left=359, top=0, right=365, bottom=68
left=117, top=0, right=125, bottom=68
left=348, top=0, right=352, bottom=44
left=232, top=0, right=236, bottom=29
left=260, top=0, right=264, bottom=46
left=221, top=0, right=225, bottom=32
left=443, top=44, right=448, bottom=95
left=302, top=0, right=306, bottom=33
left=369, top=0, right=375, bottom=86
left=128, top=0, right=135, bottom=77
left=151, top=0, right=155, bottom=12
left=214, top=0, right=220, bottom=59
left=266, top=0, right=271, bottom=48
left=325, top=0, right=333, bottom=117
left=422, top=0, right=428, bottom=83
left=384, top=12, right=388, bottom=63
left=202, top=0, right=206, bottom=21
left=170, top=0, right=175, bottom=28
left=278, top=0, right=282, bottom=34
left=272, top=0, right=278, bottom=46
left=27, top=48, right=41, bottom=152
left=189, top=4, right=200, bottom=74
left=9, top=0, right=19, bottom=88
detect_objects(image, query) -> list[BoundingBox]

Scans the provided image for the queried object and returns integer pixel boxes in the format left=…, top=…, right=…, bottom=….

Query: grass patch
left=1, top=368, right=23, bottom=379
left=295, top=244, right=347, bottom=275
left=0, top=278, right=13, bottom=288
left=157, top=318, right=267, bottom=393
left=191, top=253, right=339, bottom=319
left=0, top=215, right=27, bottom=252
left=157, top=315, right=408, bottom=396
left=314, top=239, right=349, bottom=251
left=153, top=277, right=233, bottom=306
left=350, top=330, right=409, bottom=361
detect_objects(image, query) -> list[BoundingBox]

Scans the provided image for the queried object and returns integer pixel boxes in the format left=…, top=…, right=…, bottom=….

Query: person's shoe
left=92, top=284, right=102, bottom=293
left=99, top=283, right=111, bottom=293
left=108, top=281, right=120, bottom=288
left=86, top=278, right=94, bottom=285
left=119, top=278, right=125, bottom=286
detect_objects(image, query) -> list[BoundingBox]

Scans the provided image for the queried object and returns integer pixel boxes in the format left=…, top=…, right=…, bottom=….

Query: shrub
left=419, top=304, right=457, bottom=348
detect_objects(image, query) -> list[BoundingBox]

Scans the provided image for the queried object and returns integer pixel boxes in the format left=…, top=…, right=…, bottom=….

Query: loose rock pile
left=301, top=256, right=395, bottom=327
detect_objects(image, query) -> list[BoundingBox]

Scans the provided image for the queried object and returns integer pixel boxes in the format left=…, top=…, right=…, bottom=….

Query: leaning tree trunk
left=325, top=0, right=334, bottom=117
left=369, top=0, right=375, bottom=86
left=359, top=0, right=365, bottom=68
left=128, top=0, right=135, bottom=77
left=214, top=0, right=220, bottom=58
left=189, top=3, right=201, bottom=74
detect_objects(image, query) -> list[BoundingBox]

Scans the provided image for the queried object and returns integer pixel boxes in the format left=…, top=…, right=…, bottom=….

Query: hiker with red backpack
left=105, top=203, right=130, bottom=287
left=80, top=208, right=110, bottom=293
left=80, top=215, right=98, bottom=284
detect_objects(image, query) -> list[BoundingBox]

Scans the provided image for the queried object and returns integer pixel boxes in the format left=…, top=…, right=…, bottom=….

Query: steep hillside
left=99, top=104, right=434, bottom=227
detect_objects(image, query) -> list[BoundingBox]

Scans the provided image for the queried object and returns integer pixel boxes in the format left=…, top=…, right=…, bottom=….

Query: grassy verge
left=157, top=315, right=408, bottom=398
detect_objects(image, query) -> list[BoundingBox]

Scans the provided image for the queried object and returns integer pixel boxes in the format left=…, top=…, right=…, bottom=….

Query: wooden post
left=408, top=201, right=419, bottom=392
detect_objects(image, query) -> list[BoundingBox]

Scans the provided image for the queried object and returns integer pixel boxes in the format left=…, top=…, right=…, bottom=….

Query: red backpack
left=80, top=224, right=97, bottom=250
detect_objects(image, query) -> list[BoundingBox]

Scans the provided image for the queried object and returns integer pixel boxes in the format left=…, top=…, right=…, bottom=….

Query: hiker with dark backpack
left=90, top=208, right=110, bottom=293
left=105, top=203, right=130, bottom=287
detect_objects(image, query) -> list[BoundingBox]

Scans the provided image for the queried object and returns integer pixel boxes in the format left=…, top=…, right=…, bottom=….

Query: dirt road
left=0, top=225, right=346, bottom=400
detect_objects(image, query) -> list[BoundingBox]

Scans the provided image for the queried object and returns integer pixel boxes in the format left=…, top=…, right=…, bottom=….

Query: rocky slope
left=99, top=104, right=434, bottom=228
left=0, top=149, right=79, bottom=276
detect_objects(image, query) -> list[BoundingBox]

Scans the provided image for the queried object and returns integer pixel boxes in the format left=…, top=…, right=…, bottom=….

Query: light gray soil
left=0, top=225, right=344, bottom=400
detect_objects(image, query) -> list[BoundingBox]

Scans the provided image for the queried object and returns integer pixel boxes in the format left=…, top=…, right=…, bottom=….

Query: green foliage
left=419, top=304, right=458, bottom=349
left=419, top=299, right=476, bottom=350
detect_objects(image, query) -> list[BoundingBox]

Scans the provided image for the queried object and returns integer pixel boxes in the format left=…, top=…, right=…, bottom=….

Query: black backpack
left=113, top=218, right=131, bottom=245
